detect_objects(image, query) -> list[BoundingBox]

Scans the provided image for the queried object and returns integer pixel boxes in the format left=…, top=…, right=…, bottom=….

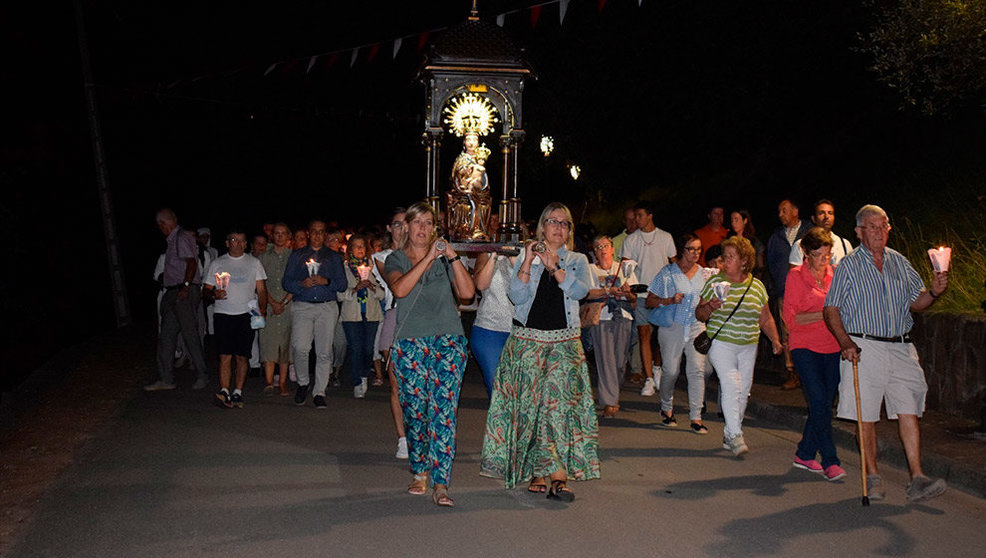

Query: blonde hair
left=535, top=202, right=575, bottom=250
left=404, top=201, right=438, bottom=245
left=720, top=235, right=756, bottom=274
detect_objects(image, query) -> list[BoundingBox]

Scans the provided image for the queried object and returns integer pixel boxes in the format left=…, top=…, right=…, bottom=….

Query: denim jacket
left=508, top=246, right=592, bottom=329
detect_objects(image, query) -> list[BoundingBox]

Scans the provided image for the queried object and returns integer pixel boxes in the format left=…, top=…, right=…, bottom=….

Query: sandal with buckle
left=546, top=479, right=575, bottom=502
left=528, top=477, right=548, bottom=493
left=432, top=485, right=454, bottom=507
left=408, top=473, right=428, bottom=495
left=690, top=422, right=709, bottom=434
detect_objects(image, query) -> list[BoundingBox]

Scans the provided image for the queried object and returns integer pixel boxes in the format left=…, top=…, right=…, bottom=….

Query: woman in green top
left=695, top=236, right=782, bottom=456
left=383, top=202, right=475, bottom=507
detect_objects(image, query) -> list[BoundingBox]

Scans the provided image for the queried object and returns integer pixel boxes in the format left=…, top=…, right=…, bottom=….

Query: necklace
left=640, top=229, right=658, bottom=246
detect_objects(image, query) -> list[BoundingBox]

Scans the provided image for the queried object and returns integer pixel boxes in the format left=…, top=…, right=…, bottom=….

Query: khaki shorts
left=836, top=336, right=927, bottom=421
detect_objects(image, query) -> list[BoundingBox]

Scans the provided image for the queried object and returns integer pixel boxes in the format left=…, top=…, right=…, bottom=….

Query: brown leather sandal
left=407, top=473, right=428, bottom=495
left=432, top=485, right=454, bottom=507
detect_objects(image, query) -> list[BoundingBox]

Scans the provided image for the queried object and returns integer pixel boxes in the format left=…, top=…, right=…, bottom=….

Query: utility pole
left=74, top=0, right=131, bottom=327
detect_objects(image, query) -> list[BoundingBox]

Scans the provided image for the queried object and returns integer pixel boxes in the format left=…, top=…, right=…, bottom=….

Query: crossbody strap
left=709, top=277, right=753, bottom=342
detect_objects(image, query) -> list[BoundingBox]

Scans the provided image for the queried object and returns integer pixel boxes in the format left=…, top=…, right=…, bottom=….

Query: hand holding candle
left=928, top=246, right=951, bottom=273
left=356, top=264, right=371, bottom=282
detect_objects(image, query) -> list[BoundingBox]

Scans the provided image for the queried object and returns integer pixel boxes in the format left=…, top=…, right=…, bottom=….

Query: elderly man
left=204, top=229, right=268, bottom=408
left=148, top=209, right=209, bottom=391
left=823, top=204, right=949, bottom=502
left=282, top=220, right=347, bottom=408
left=789, top=199, right=853, bottom=268
left=767, top=198, right=812, bottom=389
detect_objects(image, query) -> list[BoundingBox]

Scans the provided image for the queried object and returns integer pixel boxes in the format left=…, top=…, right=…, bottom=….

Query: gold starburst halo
left=443, top=93, right=500, bottom=137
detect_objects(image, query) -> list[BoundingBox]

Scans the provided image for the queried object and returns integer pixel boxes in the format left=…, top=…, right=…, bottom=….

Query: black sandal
left=546, top=480, right=575, bottom=502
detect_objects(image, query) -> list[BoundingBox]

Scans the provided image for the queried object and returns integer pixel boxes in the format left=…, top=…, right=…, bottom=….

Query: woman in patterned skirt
left=480, top=202, right=599, bottom=502
left=384, top=202, right=475, bottom=507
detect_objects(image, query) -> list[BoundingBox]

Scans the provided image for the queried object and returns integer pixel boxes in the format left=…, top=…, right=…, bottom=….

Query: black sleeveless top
left=519, top=268, right=567, bottom=331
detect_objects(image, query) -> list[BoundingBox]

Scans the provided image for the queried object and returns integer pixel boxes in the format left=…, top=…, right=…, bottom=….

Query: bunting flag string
left=166, top=0, right=652, bottom=89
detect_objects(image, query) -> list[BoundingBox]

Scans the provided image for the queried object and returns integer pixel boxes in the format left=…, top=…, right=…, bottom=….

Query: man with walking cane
left=823, top=205, right=949, bottom=503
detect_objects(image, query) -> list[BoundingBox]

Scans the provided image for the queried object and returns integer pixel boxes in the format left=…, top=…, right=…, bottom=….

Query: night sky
left=3, top=0, right=983, bottom=388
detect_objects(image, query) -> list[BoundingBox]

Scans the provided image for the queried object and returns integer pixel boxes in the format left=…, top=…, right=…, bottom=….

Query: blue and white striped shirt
left=824, top=244, right=925, bottom=337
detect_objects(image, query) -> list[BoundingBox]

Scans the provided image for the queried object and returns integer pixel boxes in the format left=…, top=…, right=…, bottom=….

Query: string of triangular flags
left=168, top=0, right=646, bottom=89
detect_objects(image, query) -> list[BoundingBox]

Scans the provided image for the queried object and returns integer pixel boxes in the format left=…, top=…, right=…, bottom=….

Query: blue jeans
left=791, top=348, right=841, bottom=467
left=470, top=326, right=510, bottom=397
left=342, top=318, right=379, bottom=386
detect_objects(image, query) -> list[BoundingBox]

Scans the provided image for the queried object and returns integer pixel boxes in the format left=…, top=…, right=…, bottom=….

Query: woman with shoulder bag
left=646, top=233, right=710, bottom=433
left=695, top=236, right=783, bottom=456
left=586, top=235, right=637, bottom=418
left=383, top=202, right=475, bottom=507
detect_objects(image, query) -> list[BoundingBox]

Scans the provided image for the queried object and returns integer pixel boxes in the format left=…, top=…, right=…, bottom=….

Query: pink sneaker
left=824, top=465, right=847, bottom=481
left=793, top=456, right=823, bottom=473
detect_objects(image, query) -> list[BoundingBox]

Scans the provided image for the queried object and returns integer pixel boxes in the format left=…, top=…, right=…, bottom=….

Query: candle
left=713, top=281, right=731, bottom=302
left=214, top=272, right=230, bottom=290
left=927, top=246, right=951, bottom=273
left=356, top=264, right=371, bottom=281
left=305, top=258, right=320, bottom=277
left=620, top=259, right=638, bottom=278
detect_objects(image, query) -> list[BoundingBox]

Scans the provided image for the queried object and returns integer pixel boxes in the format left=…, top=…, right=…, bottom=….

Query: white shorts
left=836, top=336, right=927, bottom=422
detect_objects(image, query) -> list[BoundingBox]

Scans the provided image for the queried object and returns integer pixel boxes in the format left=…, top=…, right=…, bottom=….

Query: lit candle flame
left=305, top=258, right=321, bottom=277
left=214, top=272, right=230, bottom=290
left=927, top=246, right=951, bottom=272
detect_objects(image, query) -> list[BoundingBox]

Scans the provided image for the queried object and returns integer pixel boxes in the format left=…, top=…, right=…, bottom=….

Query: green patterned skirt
left=480, top=326, right=600, bottom=489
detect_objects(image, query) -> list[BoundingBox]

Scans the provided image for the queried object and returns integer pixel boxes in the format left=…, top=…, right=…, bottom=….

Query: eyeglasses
left=683, top=246, right=702, bottom=252
left=390, top=222, right=405, bottom=228
left=860, top=223, right=890, bottom=232
left=544, top=218, right=571, bottom=229
left=593, top=243, right=612, bottom=250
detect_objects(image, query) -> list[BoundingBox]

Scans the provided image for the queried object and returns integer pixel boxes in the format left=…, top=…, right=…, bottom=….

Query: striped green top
left=700, top=274, right=769, bottom=346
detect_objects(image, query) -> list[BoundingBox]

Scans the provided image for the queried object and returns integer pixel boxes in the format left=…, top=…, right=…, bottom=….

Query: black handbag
left=694, top=278, right=753, bottom=355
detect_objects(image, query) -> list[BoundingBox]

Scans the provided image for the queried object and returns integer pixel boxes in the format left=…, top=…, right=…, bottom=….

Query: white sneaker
left=640, top=377, right=656, bottom=396
left=723, top=434, right=749, bottom=456
left=395, top=437, right=409, bottom=459
left=652, top=365, right=664, bottom=385
left=354, top=377, right=368, bottom=399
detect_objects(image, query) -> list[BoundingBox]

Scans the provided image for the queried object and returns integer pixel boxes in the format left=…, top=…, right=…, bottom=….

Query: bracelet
left=449, top=255, right=462, bottom=263
left=929, top=289, right=941, bottom=299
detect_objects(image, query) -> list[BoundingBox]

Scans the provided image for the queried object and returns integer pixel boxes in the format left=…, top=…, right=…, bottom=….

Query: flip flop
left=547, top=480, right=575, bottom=502
left=527, top=478, right=548, bottom=493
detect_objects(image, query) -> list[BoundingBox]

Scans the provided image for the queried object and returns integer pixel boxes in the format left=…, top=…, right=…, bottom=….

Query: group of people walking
left=148, top=197, right=951, bottom=507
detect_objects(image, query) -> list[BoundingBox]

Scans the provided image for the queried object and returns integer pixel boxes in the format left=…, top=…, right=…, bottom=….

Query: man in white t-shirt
left=620, top=202, right=676, bottom=397
left=789, top=199, right=853, bottom=268
left=204, top=230, right=268, bottom=408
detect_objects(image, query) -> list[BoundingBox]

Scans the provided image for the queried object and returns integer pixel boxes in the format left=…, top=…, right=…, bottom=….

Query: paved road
left=9, top=373, right=986, bottom=557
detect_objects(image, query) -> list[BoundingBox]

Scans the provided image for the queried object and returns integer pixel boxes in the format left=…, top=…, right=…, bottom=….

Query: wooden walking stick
left=852, top=359, right=870, bottom=506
